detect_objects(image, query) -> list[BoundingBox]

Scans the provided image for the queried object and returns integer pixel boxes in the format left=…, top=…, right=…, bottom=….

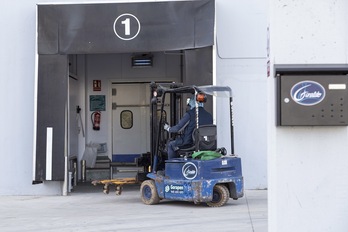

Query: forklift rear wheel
left=207, top=184, right=229, bottom=207
left=140, top=180, right=160, bottom=205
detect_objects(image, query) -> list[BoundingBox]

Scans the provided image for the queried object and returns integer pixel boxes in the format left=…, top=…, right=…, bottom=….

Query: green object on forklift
left=192, top=150, right=222, bottom=160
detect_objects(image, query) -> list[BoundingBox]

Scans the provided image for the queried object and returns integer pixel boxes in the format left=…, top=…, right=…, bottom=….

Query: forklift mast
left=149, top=82, right=185, bottom=170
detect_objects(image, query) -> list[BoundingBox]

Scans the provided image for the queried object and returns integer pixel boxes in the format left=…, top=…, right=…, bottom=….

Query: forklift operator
left=163, top=95, right=213, bottom=159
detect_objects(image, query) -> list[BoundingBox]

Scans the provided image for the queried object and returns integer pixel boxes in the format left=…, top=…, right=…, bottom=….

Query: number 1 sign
left=113, top=13, right=141, bottom=41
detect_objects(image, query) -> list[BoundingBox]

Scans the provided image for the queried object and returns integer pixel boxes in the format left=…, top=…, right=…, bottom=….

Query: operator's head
left=188, top=95, right=204, bottom=109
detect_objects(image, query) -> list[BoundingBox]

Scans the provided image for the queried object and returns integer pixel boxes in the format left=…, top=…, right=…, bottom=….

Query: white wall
left=268, top=0, right=348, bottom=231
left=215, top=0, right=268, bottom=189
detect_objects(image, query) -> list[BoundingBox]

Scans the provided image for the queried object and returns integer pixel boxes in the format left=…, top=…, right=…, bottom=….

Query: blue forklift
left=140, top=83, right=244, bottom=207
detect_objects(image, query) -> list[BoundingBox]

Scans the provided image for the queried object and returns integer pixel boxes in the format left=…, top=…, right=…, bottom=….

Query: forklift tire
left=140, top=180, right=160, bottom=205
left=207, top=184, right=229, bottom=207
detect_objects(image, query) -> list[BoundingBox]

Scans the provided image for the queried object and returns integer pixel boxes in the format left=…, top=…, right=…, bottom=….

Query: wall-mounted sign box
left=275, top=64, right=348, bottom=126
left=90, top=95, right=106, bottom=111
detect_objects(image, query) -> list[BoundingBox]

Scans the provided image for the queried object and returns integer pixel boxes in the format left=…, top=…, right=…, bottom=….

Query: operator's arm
left=168, top=112, right=190, bottom=133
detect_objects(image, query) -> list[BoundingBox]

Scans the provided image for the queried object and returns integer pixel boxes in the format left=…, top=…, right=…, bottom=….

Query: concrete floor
left=0, top=184, right=267, bottom=232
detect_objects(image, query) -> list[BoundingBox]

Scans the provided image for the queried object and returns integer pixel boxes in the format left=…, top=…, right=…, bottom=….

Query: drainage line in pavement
left=245, top=192, right=255, bottom=232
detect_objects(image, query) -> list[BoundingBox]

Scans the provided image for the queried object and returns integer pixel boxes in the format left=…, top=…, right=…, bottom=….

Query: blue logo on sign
left=290, top=81, right=325, bottom=106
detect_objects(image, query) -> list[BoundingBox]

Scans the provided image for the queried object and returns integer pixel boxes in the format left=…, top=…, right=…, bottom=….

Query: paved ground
left=0, top=184, right=267, bottom=232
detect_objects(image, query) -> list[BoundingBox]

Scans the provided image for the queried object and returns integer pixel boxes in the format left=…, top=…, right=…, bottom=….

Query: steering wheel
left=216, top=147, right=227, bottom=156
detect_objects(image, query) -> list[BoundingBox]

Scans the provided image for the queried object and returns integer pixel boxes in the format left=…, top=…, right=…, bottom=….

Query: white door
left=112, top=83, right=150, bottom=163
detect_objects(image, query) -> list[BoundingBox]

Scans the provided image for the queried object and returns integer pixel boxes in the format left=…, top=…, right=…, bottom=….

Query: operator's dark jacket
left=168, top=107, right=213, bottom=147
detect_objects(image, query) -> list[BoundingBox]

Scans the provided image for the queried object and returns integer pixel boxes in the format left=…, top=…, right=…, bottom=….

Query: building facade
left=0, top=0, right=347, bottom=231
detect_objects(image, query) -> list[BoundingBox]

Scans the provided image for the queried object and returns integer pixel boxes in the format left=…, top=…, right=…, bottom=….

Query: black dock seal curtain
left=35, top=0, right=215, bottom=182
left=37, top=0, right=214, bottom=54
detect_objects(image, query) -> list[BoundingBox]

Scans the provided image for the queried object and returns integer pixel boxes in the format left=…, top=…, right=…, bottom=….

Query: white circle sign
left=182, top=162, right=198, bottom=180
left=113, top=13, right=140, bottom=41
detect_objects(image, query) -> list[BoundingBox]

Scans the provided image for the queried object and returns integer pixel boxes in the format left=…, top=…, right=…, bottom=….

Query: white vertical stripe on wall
left=46, top=127, right=53, bottom=180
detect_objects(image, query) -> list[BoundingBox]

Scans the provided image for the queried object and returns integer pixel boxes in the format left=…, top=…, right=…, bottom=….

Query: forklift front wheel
left=207, top=184, right=229, bottom=207
left=140, top=180, right=160, bottom=205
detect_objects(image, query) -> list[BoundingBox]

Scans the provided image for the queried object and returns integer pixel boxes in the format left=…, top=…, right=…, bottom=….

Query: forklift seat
left=178, top=124, right=217, bottom=155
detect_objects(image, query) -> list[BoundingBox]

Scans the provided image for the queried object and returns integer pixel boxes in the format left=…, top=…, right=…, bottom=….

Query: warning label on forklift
left=165, top=185, right=184, bottom=194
